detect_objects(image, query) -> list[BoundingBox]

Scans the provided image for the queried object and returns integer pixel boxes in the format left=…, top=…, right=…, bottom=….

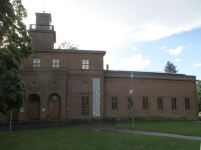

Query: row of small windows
left=33, top=59, right=89, bottom=69
left=111, top=97, right=190, bottom=110
left=81, top=97, right=191, bottom=116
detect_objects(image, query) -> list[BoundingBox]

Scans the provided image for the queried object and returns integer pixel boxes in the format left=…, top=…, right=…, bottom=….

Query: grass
left=0, top=128, right=199, bottom=150
left=116, top=122, right=201, bottom=137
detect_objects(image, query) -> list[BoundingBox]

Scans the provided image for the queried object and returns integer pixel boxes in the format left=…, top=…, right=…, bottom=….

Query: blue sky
left=22, top=0, right=201, bottom=80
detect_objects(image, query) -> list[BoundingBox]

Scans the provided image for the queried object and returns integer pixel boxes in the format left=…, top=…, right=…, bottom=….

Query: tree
left=197, top=80, right=201, bottom=112
left=57, top=41, right=79, bottom=50
left=0, top=0, right=34, bottom=116
left=164, top=61, right=178, bottom=73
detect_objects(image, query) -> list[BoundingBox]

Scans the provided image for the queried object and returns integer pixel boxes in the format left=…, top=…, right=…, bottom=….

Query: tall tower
left=28, top=13, right=56, bottom=50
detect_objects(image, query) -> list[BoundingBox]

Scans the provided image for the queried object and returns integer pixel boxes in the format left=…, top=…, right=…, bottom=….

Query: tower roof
left=35, top=13, right=52, bottom=25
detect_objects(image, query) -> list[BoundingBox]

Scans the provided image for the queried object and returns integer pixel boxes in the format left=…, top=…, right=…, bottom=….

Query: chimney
left=106, top=64, right=109, bottom=70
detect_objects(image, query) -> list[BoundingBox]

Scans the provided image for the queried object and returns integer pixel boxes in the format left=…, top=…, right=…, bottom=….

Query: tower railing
left=29, top=24, right=54, bottom=31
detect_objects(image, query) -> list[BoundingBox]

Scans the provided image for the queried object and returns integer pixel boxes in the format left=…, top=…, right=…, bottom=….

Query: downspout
left=65, top=72, right=68, bottom=119
left=195, top=81, right=198, bottom=116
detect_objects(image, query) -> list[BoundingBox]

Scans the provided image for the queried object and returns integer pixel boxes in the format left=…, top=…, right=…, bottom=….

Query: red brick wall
left=17, top=71, right=67, bottom=121
left=104, top=74, right=197, bottom=117
left=21, top=50, right=105, bottom=70
left=66, top=72, right=104, bottom=118
left=0, top=50, right=198, bottom=123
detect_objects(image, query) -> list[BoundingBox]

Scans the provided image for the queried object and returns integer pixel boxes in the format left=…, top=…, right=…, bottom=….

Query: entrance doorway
left=48, top=94, right=60, bottom=119
left=28, top=94, right=40, bottom=120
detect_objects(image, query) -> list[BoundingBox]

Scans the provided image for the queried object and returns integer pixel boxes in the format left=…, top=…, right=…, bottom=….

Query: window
left=185, top=99, right=190, bottom=109
left=82, top=60, right=89, bottom=69
left=143, top=98, right=148, bottom=109
left=82, top=96, right=88, bottom=115
left=128, top=97, right=133, bottom=109
left=52, top=59, right=59, bottom=69
left=172, top=98, right=177, bottom=109
left=112, top=97, right=117, bottom=109
left=158, top=98, right=163, bottom=109
left=33, top=58, right=40, bottom=68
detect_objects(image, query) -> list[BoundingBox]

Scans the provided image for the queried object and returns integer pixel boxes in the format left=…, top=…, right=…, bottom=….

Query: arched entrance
left=48, top=94, right=60, bottom=119
left=28, top=94, right=40, bottom=120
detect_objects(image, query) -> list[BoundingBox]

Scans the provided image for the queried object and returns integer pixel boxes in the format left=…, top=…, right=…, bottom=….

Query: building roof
left=34, top=49, right=106, bottom=55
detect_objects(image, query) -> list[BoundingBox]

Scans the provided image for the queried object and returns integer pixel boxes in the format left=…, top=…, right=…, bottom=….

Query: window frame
left=172, top=98, right=177, bottom=110
left=112, top=97, right=117, bottom=109
left=185, top=98, right=190, bottom=110
left=33, top=58, right=41, bottom=68
left=52, top=58, right=60, bottom=69
left=128, top=97, right=133, bottom=109
left=157, top=98, right=163, bottom=109
left=82, top=59, right=89, bottom=70
left=81, top=96, right=89, bottom=115
left=143, top=97, right=148, bottom=109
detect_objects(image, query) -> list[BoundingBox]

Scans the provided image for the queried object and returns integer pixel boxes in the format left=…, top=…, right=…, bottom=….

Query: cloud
left=192, top=63, right=201, bottom=67
left=175, top=59, right=181, bottom=62
left=184, top=69, right=190, bottom=71
left=165, top=46, right=183, bottom=55
left=132, top=47, right=138, bottom=51
left=160, top=47, right=166, bottom=50
left=187, top=44, right=192, bottom=47
left=22, top=0, right=201, bottom=51
left=111, top=54, right=150, bottom=70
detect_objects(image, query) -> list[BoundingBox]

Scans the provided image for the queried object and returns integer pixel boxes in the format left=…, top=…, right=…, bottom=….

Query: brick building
left=0, top=12, right=198, bottom=122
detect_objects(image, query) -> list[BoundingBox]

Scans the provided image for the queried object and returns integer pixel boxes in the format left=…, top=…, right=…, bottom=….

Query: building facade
left=0, top=12, right=198, bottom=122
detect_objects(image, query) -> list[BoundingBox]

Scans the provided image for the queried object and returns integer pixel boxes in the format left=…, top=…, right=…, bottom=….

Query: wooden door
left=29, top=101, right=40, bottom=120
left=49, top=101, right=60, bottom=119
left=49, top=95, right=60, bottom=119
left=7, top=109, right=19, bottom=121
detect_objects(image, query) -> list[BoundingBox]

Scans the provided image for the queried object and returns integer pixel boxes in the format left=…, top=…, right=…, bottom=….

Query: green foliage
left=57, top=41, right=79, bottom=50
left=0, top=0, right=34, bottom=115
left=66, top=116, right=201, bottom=124
left=103, top=116, right=113, bottom=122
left=164, top=61, right=178, bottom=73
left=66, top=117, right=103, bottom=124
left=197, top=80, right=201, bottom=112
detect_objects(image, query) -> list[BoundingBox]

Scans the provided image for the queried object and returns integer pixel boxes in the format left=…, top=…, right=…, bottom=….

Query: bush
left=66, top=116, right=200, bottom=124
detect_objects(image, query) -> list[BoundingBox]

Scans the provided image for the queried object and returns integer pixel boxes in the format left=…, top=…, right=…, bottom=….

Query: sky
left=22, top=0, right=201, bottom=80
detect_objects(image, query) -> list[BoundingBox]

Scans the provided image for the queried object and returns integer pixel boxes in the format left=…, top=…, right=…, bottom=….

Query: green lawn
left=0, top=129, right=199, bottom=150
left=116, top=122, right=201, bottom=136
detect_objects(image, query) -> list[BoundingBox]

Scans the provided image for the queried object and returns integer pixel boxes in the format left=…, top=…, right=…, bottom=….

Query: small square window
left=172, top=98, right=177, bottom=109
left=112, top=97, right=117, bottom=109
left=82, top=96, right=89, bottom=115
left=82, top=59, right=89, bottom=70
left=52, top=59, right=60, bottom=69
left=33, top=58, right=40, bottom=68
left=143, top=98, right=148, bottom=109
left=158, top=98, right=163, bottom=109
left=185, top=99, right=190, bottom=109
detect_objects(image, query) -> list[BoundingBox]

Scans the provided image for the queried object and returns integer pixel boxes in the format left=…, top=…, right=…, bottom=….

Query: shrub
left=66, top=116, right=200, bottom=124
